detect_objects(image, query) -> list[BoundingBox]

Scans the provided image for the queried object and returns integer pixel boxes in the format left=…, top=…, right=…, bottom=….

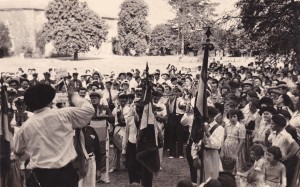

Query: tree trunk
left=73, top=51, right=78, bottom=61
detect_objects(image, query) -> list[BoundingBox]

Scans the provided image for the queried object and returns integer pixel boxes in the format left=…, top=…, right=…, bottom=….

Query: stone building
left=0, top=6, right=46, bottom=56
left=0, top=1, right=118, bottom=57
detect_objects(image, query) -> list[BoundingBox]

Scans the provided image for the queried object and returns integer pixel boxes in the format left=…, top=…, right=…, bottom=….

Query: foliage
left=0, top=21, right=12, bottom=57
left=168, top=0, right=219, bottom=54
left=236, top=0, right=300, bottom=63
left=118, top=0, right=150, bottom=56
left=150, top=24, right=179, bottom=55
left=42, top=0, right=109, bottom=60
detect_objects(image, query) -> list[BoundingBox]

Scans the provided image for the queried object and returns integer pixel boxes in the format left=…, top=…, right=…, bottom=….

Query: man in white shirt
left=192, top=106, right=224, bottom=181
left=267, top=114, right=300, bottom=186
left=14, top=84, right=94, bottom=187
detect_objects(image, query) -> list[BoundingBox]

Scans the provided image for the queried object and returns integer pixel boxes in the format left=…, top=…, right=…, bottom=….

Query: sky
left=0, top=0, right=237, bottom=27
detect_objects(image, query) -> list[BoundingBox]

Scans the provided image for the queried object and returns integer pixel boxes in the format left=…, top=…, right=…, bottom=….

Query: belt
left=33, top=161, right=73, bottom=172
left=203, top=147, right=219, bottom=151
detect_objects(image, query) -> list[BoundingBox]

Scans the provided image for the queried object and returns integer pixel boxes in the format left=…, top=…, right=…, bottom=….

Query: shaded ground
left=98, top=149, right=190, bottom=187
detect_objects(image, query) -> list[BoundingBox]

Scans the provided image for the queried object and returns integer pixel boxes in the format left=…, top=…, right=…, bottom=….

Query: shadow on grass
left=49, top=57, right=105, bottom=61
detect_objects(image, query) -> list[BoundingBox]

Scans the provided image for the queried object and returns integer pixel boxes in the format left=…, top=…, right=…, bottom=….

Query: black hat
left=24, top=84, right=56, bottom=111
left=32, top=73, right=38, bottom=76
left=259, top=97, right=273, bottom=107
left=126, top=72, right=133, bottom=77
left=170, top=77, right=177, bottom=82
left=127, top=93, right=135, bottom=99
left=118, top=92, right=127, bottom=99
left=118, top=73, right=126, bottom=77
left=43, top=72, right=50, bottom=76
left=73, top=72, right=78, bottom=76
left=229, top=81, right=240, bottom=89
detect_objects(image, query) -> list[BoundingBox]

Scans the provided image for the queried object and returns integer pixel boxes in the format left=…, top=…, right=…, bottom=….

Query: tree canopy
left=150, top=24, right=179, bottom=55
left=236, top=0, right=300, bottom=64
left=168, top=0, right=218, bottom=54
left=118, top=0, right=150, bottom=56
left=0, top=21, right=12, bottom=58
left=42, top=0, right=108, bottom=60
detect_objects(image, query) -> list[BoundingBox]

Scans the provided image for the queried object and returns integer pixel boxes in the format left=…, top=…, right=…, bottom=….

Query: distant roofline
left=0, top=8, right=45, bottom=11
left=0, top=8, right=118, bottom=19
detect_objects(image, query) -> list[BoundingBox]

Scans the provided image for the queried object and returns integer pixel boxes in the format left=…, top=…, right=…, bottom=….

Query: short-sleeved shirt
left=268, top=129, right=295, bottom=156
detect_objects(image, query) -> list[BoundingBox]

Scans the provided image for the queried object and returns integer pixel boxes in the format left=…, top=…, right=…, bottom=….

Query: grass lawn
left=0, top=55, right=255, bottom=75
left=98, top=149, right=190, bottom=187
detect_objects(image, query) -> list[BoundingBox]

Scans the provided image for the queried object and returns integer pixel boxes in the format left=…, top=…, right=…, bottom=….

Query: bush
left=0, top=21, right=12, bottom=58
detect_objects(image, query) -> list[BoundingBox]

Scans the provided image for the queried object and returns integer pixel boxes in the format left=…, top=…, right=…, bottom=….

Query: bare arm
left=281, top=164, right=287, bottom=187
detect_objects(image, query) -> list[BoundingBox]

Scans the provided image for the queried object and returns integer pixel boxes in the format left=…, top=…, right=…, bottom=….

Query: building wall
left=0, top=9, right=46, bottom=55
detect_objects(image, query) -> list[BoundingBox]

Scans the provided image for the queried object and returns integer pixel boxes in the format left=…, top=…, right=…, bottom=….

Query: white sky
left=0, top=0, right=237, bottom=27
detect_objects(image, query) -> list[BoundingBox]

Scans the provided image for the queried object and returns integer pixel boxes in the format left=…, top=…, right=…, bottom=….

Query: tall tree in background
left=118, top=0, right=150, bottom=56
left=236, top=0, right=300, bottom=65
left=168, top=0, right=218, bottom=55
left=0, top=21, right=12, bottom=58
left=150, top=24, right=179, bottom=55
left=42, top=0, right=108, bottom=60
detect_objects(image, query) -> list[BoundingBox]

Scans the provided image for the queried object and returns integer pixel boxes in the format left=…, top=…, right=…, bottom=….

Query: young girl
left=237, top=145, right=265, bottom=187
left=263, top=146, right=286, bottom=187
left=223, top=109, right=246, bottom=172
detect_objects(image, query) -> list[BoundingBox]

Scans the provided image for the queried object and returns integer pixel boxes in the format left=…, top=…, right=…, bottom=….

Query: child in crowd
left=223, top=109, right=246, bottom=172
left=237, top=145, right=265, bottom=187
left=262, top=146, right=286, bottom=187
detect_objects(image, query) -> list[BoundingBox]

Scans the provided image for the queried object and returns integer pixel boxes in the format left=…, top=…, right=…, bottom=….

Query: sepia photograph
left=0, top=0, right=300, bottom=186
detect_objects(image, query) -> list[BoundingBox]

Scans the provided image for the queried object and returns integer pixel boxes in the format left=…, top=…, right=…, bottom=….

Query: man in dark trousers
left=14, top=84, right=94, bottom=187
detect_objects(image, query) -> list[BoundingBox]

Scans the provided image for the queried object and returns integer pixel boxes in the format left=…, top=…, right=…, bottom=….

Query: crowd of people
left=2, top=59, right=300, bottom=187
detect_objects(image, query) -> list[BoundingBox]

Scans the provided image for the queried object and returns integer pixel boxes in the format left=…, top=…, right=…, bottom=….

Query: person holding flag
left=136, top=64, right=160, bottom=187
left=191, top=106, right=224, bottom=181
left=190, top=27, right=215, bottom=184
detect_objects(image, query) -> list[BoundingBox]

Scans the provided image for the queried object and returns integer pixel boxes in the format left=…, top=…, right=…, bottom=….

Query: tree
left=42, top=0, right=108, bottom=60
left=150, top=24, right=179, bottom=55
left=168, top=0, right=219, bottom=55
left=118, top=0, right=150, bottom=56
left=236, top=0, right=300, bottom=65
left=0, top=21, right=12, bottom=58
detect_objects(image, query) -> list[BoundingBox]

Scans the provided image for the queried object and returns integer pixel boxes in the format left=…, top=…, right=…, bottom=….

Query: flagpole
left=199, top=27, right=214, bottom=183
left=0, top=77, right=3, bottom=187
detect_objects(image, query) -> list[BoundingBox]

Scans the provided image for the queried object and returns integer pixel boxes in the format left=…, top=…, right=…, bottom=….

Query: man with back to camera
left=13, top=84, right=95, bottom=187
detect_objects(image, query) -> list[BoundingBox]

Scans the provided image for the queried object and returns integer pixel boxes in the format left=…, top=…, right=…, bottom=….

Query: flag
left=136, top=63, right=160, bottom=176
left=191, top=53, right=209, bottom=144
left=191, top=32, right=210, bottom=183
left=0, top=83, right=11, bottom=177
